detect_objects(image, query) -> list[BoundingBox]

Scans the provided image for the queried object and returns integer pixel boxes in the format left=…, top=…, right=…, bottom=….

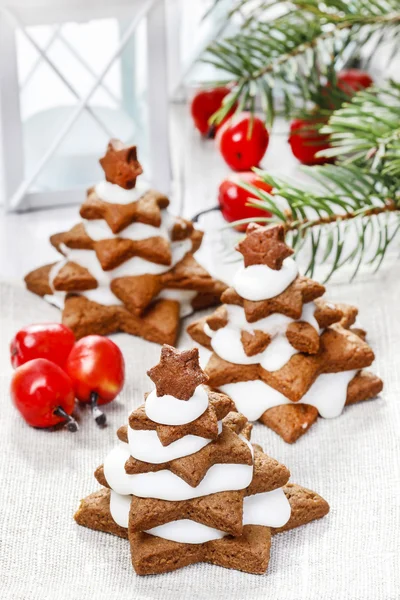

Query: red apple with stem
left=10, top=323, right=75, bottom=369
left=11, top=358, right=78, bottom=431
left=65, top=336, right=125, bottom=426
left=218, top=172, right=273, bottom=231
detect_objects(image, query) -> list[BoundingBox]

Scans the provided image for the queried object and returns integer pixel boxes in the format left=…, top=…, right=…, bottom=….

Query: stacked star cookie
left=188, top=223, right=383, bottom=443
left=74, top=346, right=329, bottom=575
left=25, top=140, right=226, bottom=345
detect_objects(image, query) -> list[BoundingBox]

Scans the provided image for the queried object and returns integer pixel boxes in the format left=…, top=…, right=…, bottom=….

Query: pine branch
left=318, top=81, right=400, bottom=176
left=236, top=164, right=400, bottom=280
left=203, top=0, right=400, bottom=125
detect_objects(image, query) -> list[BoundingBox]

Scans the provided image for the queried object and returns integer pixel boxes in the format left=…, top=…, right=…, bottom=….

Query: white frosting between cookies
left=82, top=208, right=174, bottom=242
left=156, top=289, right=197, bottom=318
left=220, top=369, right=358, bottom=421
left=45, top=234, right=192, bottom=310
left=207, top=302, right=319, bottom=372
left=95, top=179, right=150, bottom=205
left=233, top=257, right=298, bottom=301
left=145, top=386, right=209, bottom=425
left=108, top=487, right=291, bottom=542
left=127, top=422, right=221, bottom=464
left=104, top=441, right=254, bottom=501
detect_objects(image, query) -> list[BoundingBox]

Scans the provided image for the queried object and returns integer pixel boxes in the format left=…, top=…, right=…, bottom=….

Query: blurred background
left=0, top=0, right=398, bottom=282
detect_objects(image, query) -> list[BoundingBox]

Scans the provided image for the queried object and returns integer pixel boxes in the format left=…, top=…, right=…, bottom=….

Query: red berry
left=65, top=336, right=125, bottom=405
left=190, top=87, right=236, bottom=138
left=337, top=69, right=373, bottom=95
left=11, top=358, right=76, bottom=429
left=10, top=323, right=75, bottom=369
left=217, top=113, right=269, bottom=171
left=288, top=118, right=333, bottom=166
left=218, top=172, right=273, bottom=231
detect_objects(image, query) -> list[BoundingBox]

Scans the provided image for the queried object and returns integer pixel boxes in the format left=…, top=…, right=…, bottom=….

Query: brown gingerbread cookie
left=236, top=224, right=294, bottom=270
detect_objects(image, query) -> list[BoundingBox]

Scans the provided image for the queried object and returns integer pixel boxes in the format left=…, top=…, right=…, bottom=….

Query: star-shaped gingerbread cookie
left=147, top=345, right=209, bottom=400
left=99, top=139, right=143, bottom=189
left=236, top=223, right=294, bottom=269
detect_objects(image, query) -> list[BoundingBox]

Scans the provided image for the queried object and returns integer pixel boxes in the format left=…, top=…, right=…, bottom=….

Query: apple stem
left=90, top=392, right=106, bottom=427
left=54, top=407, right=79, bottom=432
left=191, top=205, right=220, bottom=224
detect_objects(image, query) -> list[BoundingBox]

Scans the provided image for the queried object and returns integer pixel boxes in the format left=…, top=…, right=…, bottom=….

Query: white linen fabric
left=0, top=272, right=398, bottom=600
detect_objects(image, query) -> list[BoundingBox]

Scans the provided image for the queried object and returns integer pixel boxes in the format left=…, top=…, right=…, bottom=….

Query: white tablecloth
left=0, top=272, right=399, bottom=600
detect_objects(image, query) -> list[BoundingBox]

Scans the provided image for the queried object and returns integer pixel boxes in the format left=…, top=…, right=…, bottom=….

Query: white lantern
left=0, top=0, right=171, bottom=211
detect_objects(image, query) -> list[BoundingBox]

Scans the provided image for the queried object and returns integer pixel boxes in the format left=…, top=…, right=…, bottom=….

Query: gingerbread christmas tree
left=25, top=139, right=226, bottom=345
left=74, top=345, right=329, bottom=575
left=188, top=223, right=383, bottom=443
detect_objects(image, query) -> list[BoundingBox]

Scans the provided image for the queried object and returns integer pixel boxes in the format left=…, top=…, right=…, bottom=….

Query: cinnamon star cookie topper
left=147, top=345, right=209, bottom=400
left=99, top=139, right=143, bottom=189
left=236, top=223, right=294, bottom=269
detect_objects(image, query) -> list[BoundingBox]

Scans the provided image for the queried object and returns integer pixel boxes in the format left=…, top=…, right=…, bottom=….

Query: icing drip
left=127, top=423, right=221, bottom=464
left=207, top=302, right=319, bottom=372
left=233, top=257, right=298, bottom=301
left=95, top=179, right=150, bottom=205
left=220, top=369, right=358, bottom=421
left=220, top=381, right=290, bottom=422
left=145, top=386, right=209, bottom=425
left=109, top=489, right=131, bottom=528
left=242, top=488, right=291, bottom=527
left=156, top=289, right=197, bottom=318
left=103, top=441, right=254, bottom=501
left=108, top=486, right=291, bottom=542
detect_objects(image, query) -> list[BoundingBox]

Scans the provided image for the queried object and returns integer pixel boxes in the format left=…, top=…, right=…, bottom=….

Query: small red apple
left=65, top=336, right=125, bottom=426
left=217, top=113, right=269, bottom=171
left=11, top=358, right=77, bottom=431
left=190, top=87, right=236, bottom=138
left=288, top=118, right=333, bottom=166
left=10, top=323, right=75, bottom=369
left=337, top=69, right=373, bottom=95
left=218, top=172, right=273, bottom=231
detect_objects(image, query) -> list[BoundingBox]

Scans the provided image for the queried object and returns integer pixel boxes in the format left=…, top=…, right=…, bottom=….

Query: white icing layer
left=233, top=257, right=298, bottom=301
left=157, top=289, right=197, bottom=318
left=242, top=488, right=291, bottom=528
left=82, top=208, right=173, bottom=242
left=103, top=441, right=253, bottom=500
left=145, top=386, right=209, bottom=426
left=302, top=370, right=357, bottom=418
left=63, top=239, right=192, bottom=279
left=220, top=381, right=290, bottom=422
left=83, top=218, right=166, bottom=242
left=127, top=424, right=218, bottom=464
left=95, top=179, right=150, bottom=205
left=109, top=489, right=131, bottom=528
left=145, top=520, right=226, bottom=544
left=207, top=302, right=319, bottom=372
left=108, top=486, right=291, bottom=541
left=220, top=369, right=358, bottom=421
